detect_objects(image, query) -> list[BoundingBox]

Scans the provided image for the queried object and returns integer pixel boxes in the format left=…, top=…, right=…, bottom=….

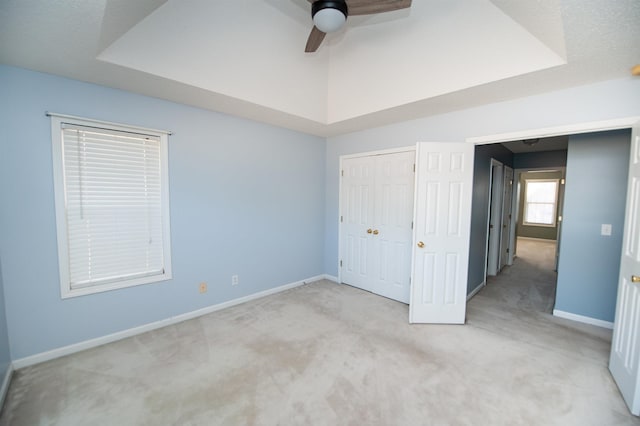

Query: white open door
left=499, top=166, right=514, bottom=270
left=410, top=142, right=474, bottom=324
left=610, top=121, right=640, bottom=415
left=486, top=160, right=503, bottom=276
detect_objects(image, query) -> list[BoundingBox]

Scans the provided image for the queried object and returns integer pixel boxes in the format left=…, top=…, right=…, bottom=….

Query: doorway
left=479, top=138, right=568, bottom=315
left=470, top=123, right=639, bottom=414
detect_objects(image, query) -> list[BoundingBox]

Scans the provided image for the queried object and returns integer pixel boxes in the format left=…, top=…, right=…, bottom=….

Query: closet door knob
left=373, top=230, right=379, bottom=235
left=417, top=241, right=425, bottom=248
left=367, top=229, right=373, bottom=234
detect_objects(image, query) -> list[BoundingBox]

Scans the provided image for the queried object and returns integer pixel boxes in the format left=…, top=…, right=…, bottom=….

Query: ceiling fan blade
left=347, top=0, right=412, bottom=16
left=305, top=26, right=327, bottom=52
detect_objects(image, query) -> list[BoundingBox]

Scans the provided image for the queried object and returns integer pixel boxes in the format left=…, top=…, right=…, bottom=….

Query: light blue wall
left=555, top=130, right=631, bottom=322
left=0, top=65, right=326, bottom=359
left=1, top=67, right=639, bottom=360
left=467, top=144, right=513, bottom=293
left=0, top=258, right=11, bottom=381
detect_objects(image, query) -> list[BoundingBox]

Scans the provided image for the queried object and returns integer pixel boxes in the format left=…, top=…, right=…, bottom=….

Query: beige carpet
left=481, top=238, right=558, bottom=313
left=1, top=277, right=637, bottom=425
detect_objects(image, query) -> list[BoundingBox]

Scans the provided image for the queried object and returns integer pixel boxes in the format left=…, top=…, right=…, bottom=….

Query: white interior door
left=340, top=156, right=375, bottom=290
left=340, top=150, right=415, bottom=303
left=373, top=151, right=415, bottom=303
left=487, top=160, right=503, bottom=276
left=610, top=121, right=640, bottom=415
left=410, top=142, right=474, bottom=324
left=499, top=166, right=514, bottom=270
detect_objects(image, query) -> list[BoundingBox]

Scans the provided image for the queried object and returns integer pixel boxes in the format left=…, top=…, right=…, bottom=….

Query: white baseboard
left=0, top=363, right=13, bottom=409
left=323, top=274, right=339, bottom=283
left=467, top=281, right=486, bottom=301
left=553, top=309, right=614, bottom=329
left=13, top=275, right=324, bottom=369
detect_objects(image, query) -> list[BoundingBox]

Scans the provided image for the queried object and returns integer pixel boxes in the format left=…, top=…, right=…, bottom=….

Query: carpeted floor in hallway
left=1, top=255, right=637, bottom=424
left=479, top=237, right=558, bottom=313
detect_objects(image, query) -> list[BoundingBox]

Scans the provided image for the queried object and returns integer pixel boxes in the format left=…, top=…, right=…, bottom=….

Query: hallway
left=466, top=237, right=613, bottom=369
left=479, top=238, right=558, bottom=314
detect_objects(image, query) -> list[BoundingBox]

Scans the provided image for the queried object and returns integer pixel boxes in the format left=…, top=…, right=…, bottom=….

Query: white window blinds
left=60, top=123, right=167, bottom=290
left=524, top=179, right=558, bottom=226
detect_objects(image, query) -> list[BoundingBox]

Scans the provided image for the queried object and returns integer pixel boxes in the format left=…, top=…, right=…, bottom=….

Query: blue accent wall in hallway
left=555, top=129, right=631, bottom=322
left=467, top=144, right=514, bottom=293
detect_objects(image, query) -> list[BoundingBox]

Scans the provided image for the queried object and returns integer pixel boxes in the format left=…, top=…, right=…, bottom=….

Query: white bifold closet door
left=340, top=150, right=415, bottom=303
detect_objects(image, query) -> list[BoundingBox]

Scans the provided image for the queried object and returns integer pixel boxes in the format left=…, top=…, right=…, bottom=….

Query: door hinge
left=341, top=170, right=344, bottom=177
left=340, top=260, right=343, bottom=267
left=411, top=221, right=414, bottom=229
left=507, top=248, right=510, bottom=253
left=340, top=216, right=343, bottom=222
left=413, top=163, right=416, bottom=172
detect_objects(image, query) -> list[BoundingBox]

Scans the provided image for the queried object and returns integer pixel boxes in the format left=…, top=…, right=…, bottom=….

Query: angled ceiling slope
left=0, top=0, right=638, bottom=137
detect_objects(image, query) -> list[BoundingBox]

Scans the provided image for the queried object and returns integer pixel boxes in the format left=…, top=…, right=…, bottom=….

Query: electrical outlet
left=232, top=275, right=239, bottom=286
left=199, top=282, right=207, bottom=293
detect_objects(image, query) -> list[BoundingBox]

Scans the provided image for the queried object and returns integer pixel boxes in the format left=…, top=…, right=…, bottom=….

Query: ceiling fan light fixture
left=312, top=1, right=348, bottom=33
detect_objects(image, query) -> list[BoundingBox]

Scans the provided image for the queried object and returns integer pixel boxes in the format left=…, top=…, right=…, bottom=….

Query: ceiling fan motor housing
left=312, top=1, right=349, bottom=33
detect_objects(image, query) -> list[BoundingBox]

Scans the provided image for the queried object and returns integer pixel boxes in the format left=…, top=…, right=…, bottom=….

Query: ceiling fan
left=305, top=0, right=412, bottom=52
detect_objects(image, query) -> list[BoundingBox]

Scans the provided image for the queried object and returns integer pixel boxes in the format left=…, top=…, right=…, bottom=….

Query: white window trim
left=50, top=113, right=172, bottom=298
left=523, top=178, right=559, bottom=228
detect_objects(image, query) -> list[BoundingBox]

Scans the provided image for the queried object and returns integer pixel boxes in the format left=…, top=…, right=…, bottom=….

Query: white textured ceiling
left=0, top=0, right=638, bottom=137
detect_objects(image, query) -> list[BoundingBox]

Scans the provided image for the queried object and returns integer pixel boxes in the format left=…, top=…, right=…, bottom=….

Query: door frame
left=467, top=117, right=640, bottom=145
left=469, top=118, right=639, bottom=273
left=337, top=146, right=416, bottom=285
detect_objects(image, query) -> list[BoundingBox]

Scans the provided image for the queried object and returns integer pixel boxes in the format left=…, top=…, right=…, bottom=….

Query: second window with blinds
left=50, top=115, right=172, bottom=298
left=523, top=179, right=559, bottom=227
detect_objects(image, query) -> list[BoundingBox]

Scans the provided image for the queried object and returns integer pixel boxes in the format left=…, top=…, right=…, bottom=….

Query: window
left=51, top=114, right=172, bottom=298
left=523, top=179, right=559, bottom=227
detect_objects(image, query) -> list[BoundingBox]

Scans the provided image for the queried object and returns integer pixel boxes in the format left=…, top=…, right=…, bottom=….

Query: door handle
left=632, top=275, right=640, bottom=283
left=367, top=229, right=373, bottom=234
left=373, top=230, right=379, bottom=235
left=417, top=241, right=425, bottom=248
